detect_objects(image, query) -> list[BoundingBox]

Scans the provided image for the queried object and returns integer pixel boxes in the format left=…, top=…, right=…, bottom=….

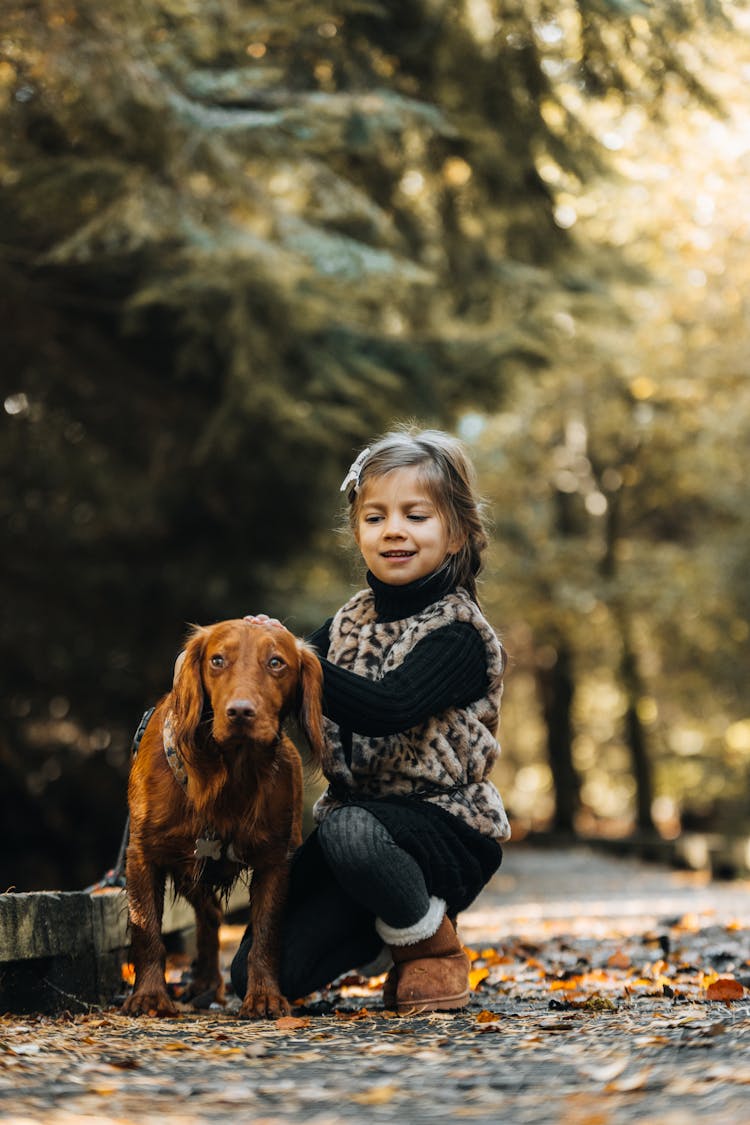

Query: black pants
left=230, top=799, right=502, bottom=1001
left=231, top=825, right=383, bottom=1001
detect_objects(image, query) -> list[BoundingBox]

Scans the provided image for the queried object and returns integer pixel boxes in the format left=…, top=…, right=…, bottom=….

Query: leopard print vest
left=313, top=586, right=511, bottom=841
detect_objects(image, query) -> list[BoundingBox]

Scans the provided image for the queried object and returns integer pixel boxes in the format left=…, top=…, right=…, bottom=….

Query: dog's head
left=171, top=618, right=324, bottom=765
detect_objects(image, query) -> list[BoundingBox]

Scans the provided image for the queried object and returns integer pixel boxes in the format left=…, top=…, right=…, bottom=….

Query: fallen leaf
left=351, top=1084, right=399, bottom=1105
left=469, top=967, right=489, bottom=990
left=275, top=1015, right=311, bottom=1030
left=607, top=950, right=631, bottom=970
left=475, top=1009, right=499, bottom=1023
left=550, top=995, right=618, bottom=1012
left=705, top=978, right=745, bottom=1001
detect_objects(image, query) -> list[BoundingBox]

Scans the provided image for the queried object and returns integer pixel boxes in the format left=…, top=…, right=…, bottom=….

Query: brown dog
left=122, top=618, right=323, bottom=1018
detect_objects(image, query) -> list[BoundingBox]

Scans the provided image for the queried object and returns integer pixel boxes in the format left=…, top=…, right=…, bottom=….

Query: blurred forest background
left=2, top=0, right=750, bottom=891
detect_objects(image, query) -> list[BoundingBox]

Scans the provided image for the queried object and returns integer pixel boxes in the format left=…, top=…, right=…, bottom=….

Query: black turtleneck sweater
left=308, top=569, right=490, bottom=738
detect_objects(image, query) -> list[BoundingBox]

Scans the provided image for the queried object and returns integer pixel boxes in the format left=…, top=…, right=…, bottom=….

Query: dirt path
left=2, top=846, right=749, bottom=1124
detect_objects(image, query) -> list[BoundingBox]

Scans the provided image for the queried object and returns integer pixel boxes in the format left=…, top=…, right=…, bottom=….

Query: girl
left=232, top=427, right=510, bottom=1014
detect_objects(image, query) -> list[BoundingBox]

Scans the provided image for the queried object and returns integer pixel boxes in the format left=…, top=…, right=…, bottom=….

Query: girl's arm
left=314, top=623, right=490, bottom=736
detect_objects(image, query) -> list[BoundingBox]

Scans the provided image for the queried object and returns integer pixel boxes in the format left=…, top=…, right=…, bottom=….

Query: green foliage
left=0, top=0, right=743, bottom=886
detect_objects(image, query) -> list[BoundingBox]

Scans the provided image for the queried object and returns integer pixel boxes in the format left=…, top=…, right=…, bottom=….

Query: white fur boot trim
left=375, top=896, right=446, bottom=947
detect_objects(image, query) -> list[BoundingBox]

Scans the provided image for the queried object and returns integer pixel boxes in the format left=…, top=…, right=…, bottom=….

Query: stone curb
left=0, top=884, right=248, bottom=1014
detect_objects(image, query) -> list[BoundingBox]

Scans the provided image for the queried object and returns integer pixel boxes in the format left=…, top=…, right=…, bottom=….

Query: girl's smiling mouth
left=381, top=550, right=416, bottom=558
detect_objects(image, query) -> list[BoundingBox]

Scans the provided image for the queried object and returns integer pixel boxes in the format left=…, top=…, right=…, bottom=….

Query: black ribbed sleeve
left=310, top=622, right=489, bottom=737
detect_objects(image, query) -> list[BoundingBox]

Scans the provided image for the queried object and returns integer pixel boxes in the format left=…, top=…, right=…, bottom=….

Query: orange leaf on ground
left=607, top=950, right=631, bottom=969
left=477, top=947, right=509, bottom=965
left=475, top=1009, right=499, bottom=1023
left=525, top=957, right=545, bottom=971
left=469, top=967, right=489, bottom=990
left=705, top=978, right=745, bottom=1001
left=549, top=977, right=583, bottom=991
left=275, top=1015, right=311, bottom=1030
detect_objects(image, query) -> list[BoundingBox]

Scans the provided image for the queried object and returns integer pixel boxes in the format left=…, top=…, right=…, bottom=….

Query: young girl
left=231, top=427, right=510, bottom=1014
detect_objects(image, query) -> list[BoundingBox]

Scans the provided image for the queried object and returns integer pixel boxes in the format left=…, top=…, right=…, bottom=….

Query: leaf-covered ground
left=2, top=846, right=750, bottom=1123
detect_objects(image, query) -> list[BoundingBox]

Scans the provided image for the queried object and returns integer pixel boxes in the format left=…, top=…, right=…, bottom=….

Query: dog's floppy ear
left=296, top=642, right=325, bottom=764
left=171, top=626, right=208, bottom=762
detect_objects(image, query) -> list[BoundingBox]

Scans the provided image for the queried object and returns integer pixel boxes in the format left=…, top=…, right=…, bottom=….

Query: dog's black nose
left=226, top=699, right=256, bottom=721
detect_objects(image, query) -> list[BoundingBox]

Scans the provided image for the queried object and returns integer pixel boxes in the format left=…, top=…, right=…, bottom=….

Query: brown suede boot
left=388, top=914, right=470, bottom=1015
left=382, top=965, right=398, bottom=1009
left=381, top=913, right=460, bottom=1010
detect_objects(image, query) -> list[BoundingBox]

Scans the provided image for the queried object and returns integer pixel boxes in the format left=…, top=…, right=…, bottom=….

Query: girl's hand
left=244, top=613, right=283, bottom=629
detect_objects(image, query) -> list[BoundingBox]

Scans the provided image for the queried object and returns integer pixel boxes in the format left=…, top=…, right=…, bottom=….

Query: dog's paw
left=121, top=989, right=179, bottom=1017
left=238, top=990, right=291, bottom=1020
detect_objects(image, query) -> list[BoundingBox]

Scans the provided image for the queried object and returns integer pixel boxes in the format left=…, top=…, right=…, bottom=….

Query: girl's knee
left=318, top=806, right=379, bottom=860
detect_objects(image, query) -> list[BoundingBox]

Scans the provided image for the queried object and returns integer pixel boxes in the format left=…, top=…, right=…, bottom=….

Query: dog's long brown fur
left=123, top=618, right=323, bottom=1018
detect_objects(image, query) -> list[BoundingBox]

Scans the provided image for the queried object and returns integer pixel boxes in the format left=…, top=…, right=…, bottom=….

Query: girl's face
left=356, top=466, right=462, bottom=586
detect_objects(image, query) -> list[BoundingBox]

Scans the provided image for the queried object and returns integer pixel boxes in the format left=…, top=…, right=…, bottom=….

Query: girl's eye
left=268, top=655, right=286, bottom=670
left=408, top=514, right=428, bottom=521
left=210, top=654, right=226, bottom=669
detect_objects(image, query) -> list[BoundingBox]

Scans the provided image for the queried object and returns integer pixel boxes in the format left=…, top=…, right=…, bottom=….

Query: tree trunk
left=536, top=640, right=581, bottom=834
left=614, top=607, right=655, bottom=834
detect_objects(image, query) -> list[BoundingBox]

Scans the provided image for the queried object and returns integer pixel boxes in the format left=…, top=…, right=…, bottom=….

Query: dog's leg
left=122, top=850, right=177, bottom=1016
left=181, top=884, right=225, bottom=1005
left=238, top=863, right=292, bottom=1019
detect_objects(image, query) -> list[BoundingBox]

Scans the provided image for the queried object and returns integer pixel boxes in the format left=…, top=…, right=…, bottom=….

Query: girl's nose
left=383, top=515, right=405, bottom=536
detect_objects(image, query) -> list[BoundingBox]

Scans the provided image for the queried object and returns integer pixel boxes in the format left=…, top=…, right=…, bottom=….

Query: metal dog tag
left=195, top=835, right=222, bottom=861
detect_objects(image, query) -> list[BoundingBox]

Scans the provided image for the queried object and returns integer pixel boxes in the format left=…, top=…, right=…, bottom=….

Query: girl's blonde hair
left=345, top=426, right=489, bottom=604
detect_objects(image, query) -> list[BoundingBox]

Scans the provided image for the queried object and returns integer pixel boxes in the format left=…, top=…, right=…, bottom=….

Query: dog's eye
left=267, top=656, right=286, bottom=671
left=210, top=654, right=226, bottom=669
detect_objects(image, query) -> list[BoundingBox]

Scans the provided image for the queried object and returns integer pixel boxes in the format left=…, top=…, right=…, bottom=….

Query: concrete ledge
left=0, top=883, right=249, bottom=1014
